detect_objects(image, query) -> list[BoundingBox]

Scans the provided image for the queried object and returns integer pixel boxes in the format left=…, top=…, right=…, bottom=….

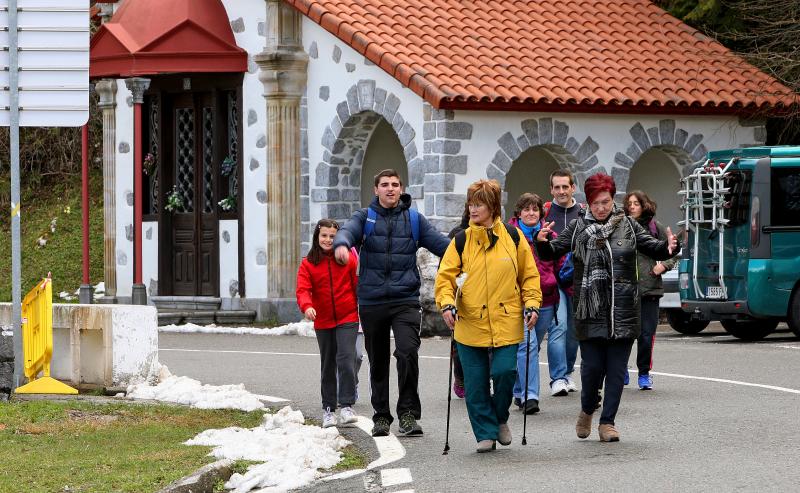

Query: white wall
left=114, top=81, right=134, bottom=297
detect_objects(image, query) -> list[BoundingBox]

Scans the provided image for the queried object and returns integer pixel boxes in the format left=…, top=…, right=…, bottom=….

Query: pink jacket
left=508, top=217, right=559, bottom=308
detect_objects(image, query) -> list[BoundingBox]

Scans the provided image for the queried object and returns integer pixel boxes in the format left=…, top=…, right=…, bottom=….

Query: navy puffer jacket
left=333, top=194, right=450, bottom=306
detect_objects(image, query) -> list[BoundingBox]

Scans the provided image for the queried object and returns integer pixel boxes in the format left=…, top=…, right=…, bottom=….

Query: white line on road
left=380, top=468, right=413, bottom=487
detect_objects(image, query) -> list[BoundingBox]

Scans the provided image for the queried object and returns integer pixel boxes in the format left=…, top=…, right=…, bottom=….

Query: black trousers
left=359, top=303, right=422, bottom=423
left=637, top=296, right=660, bottom=374
left=580, top=338, right=634, bottom=425
left=314, top=322, right=359, bottom=411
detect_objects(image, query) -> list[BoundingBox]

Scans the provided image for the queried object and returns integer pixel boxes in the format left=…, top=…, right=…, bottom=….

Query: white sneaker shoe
left=322, top=409, right=337, bottom=428
left=339, top=406, right=357, bottom=425
left=565, top=375, right=578, bottom=392
left=550, top=379, right=569, bottom=397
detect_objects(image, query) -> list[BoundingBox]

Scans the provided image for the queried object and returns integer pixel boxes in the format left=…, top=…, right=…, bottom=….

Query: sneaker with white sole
left=550, top=379, right=568, bottom=396
left=322, top=409, right=337, bottom=428
left=638, top=374, right=653, bottom=390
left=565, top=375, right=578, bottom=392
left=339, top=406, right=358, bottom=424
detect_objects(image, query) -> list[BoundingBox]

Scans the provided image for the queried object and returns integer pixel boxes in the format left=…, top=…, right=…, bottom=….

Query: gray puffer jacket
left=537, top=208, right=674, bottom=340
left=635, top=217, right=679, bottom=298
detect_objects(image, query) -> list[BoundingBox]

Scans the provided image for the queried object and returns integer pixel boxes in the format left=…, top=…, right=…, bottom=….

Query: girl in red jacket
left=296, top=218, right=360, bottom=428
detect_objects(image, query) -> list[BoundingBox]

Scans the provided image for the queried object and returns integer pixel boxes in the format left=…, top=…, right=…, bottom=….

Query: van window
left=771, top=168, right=800, bottom=226
left=722, top=170, right=751, bottom=227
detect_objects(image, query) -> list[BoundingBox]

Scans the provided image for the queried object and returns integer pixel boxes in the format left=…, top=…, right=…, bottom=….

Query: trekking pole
left=522, top=324, right=531, bottom=445
left=443, top=336, right=455, bottom=455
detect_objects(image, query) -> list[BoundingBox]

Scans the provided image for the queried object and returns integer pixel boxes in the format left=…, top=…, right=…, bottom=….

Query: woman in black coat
left=536, top=173, right=678, bottom=442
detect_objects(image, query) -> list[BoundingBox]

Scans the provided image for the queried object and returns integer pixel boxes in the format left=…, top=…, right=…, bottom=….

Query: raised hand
left=536, top=221, right=555, bottom=242
left=334, top=245, right=350, bottom=265
left=666, top=227, right=678, bottom=255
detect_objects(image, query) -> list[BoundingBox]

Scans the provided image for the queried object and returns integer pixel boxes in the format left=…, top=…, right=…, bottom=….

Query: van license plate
left=706, top=286, right=725, bottom=299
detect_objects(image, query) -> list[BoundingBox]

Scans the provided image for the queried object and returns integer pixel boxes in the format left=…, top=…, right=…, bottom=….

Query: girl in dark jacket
left=624, top=191, right=679, bottom=390
left=296, top=219, right=360, bottom=429
left=536, top=173, right=678, bottom=442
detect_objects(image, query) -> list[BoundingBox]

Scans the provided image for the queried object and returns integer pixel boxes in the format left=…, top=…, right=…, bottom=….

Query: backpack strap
left=409, top=208, right=420, bottom=245
left=503, top=223, right=520, bottom=248
left=363, top=207, right=377, bottom=242
left=454, top=225, right=519, bottom=266
left=543, top=201, right=552, bottom=221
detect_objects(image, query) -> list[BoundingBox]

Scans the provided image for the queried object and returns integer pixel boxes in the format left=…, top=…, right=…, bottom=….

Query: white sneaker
left=565, top=375, right=578, bottom=392
left=322, top=409, right=337, bottom=428
left=550, top=379, right=569, bottom=397
left=339, top=406, right=357, bottom=425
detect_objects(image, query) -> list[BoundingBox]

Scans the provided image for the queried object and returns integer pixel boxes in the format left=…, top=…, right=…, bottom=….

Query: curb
left=156, top=459, right=234, bottom=493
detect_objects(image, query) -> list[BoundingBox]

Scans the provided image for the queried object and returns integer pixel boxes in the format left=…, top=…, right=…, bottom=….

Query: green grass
left=0, top=400, right=264, bottom=493
left=326, top=445, right=368, bottom=472
left=0, top=171, right=104, bottom=303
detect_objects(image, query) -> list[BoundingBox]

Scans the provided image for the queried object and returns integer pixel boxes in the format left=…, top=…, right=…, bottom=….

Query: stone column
left=124, top=77, right=151, bottom=305
left=96, top=79, right=118, bottom=304
left=254, top=0, right=308, bottom=322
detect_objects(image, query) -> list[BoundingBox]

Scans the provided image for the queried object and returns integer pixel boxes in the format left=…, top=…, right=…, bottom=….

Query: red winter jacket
left=296, top=252, right=359, bottom=329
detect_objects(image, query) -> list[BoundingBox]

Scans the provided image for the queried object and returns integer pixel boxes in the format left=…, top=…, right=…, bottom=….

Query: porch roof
left=89, top=0, right=247, bottom=79
left=287, top=0, right=797, bottom=114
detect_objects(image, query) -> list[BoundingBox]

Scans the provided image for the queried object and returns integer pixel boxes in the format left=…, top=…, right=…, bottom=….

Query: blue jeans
left=457, top=342, right=517, bottom=442
left=549, top=287, right=577, bottom=382
left=513, top=306, right=555, bottom=400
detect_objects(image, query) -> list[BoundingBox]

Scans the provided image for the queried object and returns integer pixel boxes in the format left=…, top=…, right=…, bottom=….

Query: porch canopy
left=90, top=0, right=247, bottom=78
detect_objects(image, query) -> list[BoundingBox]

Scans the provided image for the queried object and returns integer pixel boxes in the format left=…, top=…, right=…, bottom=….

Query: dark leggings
left=580, top=338, right=634, bottom=425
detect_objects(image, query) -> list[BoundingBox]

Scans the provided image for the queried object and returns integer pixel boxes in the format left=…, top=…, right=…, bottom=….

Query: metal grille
left=175, top=108, right=195, bottom=213
left=202, top=107, right=214, bottom=213
left=148, top=95, right=160, bottom=213
left=227, top=92, right=239, bottom=206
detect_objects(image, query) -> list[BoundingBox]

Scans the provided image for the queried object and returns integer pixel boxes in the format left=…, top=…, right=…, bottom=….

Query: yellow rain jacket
left=435, top=218, right=542, bottom=347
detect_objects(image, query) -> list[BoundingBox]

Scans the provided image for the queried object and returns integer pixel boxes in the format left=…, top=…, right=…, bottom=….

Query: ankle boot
left=598, top=423, right=620, bottom=442
left=576, top=410, right=592, bottom=439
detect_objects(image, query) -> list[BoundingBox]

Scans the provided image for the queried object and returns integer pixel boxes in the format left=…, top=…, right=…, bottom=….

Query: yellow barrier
left=14, top=277, right=77, bottom=394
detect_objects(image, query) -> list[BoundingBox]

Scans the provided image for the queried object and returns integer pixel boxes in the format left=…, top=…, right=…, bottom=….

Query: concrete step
left=158, top=310, right=257, bottom=327
left=151, top=296, right=221, bottom=311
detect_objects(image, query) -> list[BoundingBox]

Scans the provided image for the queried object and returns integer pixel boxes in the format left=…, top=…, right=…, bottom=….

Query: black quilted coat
left=536, top=208, right=673, bottom=340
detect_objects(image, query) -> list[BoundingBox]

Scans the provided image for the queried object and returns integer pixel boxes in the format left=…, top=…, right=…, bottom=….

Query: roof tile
left=287, top=0, right=797, bottom=112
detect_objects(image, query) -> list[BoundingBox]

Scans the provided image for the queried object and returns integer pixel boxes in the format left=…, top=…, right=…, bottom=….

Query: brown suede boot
left=576, top=411, right=592, bottom=439
left=598, top=423, right=620, bottom=442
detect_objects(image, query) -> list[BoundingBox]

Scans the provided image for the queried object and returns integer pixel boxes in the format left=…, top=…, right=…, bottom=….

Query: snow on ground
left=125, top=365, right=265, bottom=412
left=186, top=406, right=350, bottom=493
left=159, top=320, right=315, bottom=337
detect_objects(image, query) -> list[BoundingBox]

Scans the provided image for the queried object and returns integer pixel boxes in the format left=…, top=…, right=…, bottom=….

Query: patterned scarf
left=574, top=205, right=629, bottom=320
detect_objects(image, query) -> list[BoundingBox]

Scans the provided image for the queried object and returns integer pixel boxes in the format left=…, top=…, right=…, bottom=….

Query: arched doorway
left=627, top=147, right=685, bottom=229
left=504, top=146, right=560, bottom=217
left=361, top=118, right=408, bottom=206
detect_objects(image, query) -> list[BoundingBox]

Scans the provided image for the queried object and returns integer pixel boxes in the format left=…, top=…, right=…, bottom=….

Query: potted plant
left=164, top=186, right=184, bottom=212
left=218, top=195, right=236, bottom=212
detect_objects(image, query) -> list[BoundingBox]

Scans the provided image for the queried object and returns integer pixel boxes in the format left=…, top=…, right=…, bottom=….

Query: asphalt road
left=159, top=323, right=800, bottom=492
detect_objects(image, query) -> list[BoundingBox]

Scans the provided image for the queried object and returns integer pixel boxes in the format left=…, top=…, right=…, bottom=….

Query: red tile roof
left=286, top=0, right=797, bottom=113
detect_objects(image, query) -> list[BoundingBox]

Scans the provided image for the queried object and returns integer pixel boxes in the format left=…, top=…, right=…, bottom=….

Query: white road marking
left=776, top=345, right=800, bottom=350
left=252, top=394, right=289, bottom=403
left=381, top=468, right=413, bottom=487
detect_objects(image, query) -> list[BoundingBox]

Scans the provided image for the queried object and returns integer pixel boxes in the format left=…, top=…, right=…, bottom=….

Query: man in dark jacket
left=334, top=169, right=450, bottom=437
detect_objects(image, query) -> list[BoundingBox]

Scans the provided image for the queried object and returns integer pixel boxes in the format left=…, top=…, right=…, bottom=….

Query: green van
left=678, top=146, right=800, bottom=340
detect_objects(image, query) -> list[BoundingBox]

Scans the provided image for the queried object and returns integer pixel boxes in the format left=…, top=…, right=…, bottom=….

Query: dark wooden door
left=165, top=92, right=219, bottom=296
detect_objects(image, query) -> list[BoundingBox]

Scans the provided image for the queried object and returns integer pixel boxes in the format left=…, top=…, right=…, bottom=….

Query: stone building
left=89, top=0, right=794, bottom=326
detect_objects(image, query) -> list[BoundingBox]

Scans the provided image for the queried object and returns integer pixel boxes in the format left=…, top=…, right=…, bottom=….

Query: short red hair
left=583, top=173, right=616, bottom=205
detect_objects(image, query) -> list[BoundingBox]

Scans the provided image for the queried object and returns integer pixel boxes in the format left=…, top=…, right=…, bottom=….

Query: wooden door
left=165, top=92, right=219, bottom=296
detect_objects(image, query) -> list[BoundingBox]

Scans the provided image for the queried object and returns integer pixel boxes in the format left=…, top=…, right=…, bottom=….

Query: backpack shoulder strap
left=409, top=208, right=420, bottom=244
left=503, top=223, right=520, bottom=248
left=455, top=230, right=467, bottom=265
left=363, top=208, right=377, bottom=241
left=543, top=201, right=552, bottom=220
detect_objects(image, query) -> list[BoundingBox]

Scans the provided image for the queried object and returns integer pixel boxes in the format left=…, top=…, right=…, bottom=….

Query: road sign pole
left=9, top=0, right=23, bottom=389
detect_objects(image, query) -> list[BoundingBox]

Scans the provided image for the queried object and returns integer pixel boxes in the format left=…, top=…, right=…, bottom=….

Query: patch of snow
left=185, top=406, right=350, bottom=493
left=93, top=281, right=105, bottom=293
left=125, top=366, right=265, bottom=412
left=159, top=320, right=315, bottom=337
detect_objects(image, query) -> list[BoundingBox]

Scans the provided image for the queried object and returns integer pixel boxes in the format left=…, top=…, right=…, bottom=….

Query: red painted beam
left=82, top=124, right=90, bottom=285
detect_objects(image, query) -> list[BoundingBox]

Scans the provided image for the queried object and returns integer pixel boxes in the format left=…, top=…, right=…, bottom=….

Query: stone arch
left=487, top=117, right=601, bottom=206
left=311, top=80, right=421, bottom=224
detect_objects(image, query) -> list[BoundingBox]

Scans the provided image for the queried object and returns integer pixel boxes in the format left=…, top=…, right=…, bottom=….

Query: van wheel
left=666, top=309, right=709, bottom=334
left=788, top=289, right=800, bottom=338
left=720, top=319, right=778, bottom=341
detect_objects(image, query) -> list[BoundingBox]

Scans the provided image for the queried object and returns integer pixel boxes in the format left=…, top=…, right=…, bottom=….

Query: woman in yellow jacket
left=435, top=179, right=542, bottom=453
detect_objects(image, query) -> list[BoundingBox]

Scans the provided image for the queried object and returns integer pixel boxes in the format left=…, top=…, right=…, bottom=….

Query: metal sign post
left=1, top=0, right=90, bottom=390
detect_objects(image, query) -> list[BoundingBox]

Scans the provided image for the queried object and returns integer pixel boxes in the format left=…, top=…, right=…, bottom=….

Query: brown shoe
left=476, top=439, right=496, bottom=453
left=598, top=423, right=620, bottom=442
left=576, top=411, right=592, bottom=439
left=498, top=423, right=512, bottom=446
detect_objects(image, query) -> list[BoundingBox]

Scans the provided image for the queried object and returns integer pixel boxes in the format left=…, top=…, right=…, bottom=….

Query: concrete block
left=521, top=119, right=539, bottom=145
left=629, top=122, right=650, bottom=152
left=498, top=132, right=521, bottom=160
left=435, top=193, right=468, bottom=216
left=660, top=119, right=676, bottom=146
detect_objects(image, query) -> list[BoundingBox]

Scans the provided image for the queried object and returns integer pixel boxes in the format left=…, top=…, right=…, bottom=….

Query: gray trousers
left=315, top=322, right=359, bottom=410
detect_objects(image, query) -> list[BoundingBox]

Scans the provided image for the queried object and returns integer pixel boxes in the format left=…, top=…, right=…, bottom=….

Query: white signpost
left=1, top=0, right=89, bottom=389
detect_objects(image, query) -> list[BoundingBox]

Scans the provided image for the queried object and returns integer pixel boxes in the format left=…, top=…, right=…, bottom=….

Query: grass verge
left=0, top=400, right=263, bottom=493
left=0, top=171, right=104, bottom=303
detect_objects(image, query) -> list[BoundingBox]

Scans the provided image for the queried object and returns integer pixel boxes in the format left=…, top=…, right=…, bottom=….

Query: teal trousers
left=456, top=342, right=517, bottom=442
